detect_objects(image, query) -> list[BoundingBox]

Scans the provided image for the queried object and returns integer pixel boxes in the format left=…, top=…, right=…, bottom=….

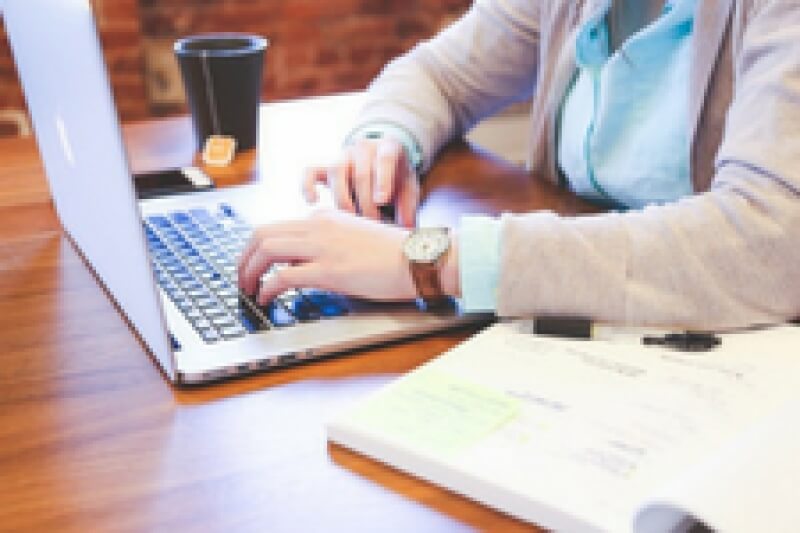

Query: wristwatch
left=402, top=227, right=451, bottom=309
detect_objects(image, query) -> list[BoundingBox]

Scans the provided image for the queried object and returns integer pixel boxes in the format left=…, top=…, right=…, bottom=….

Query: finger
left=352, top=141, right=379, bottom=219
left=302, top=167, right=327, bottom=203
left=329, top=157, right=357, bottom=213
left=237, top=230, right=264, bottom=274
left=238, top=237, right=316, bottom=295
left=395, top=170, right=420, bottom=228
left=257, top=263, right=323, bottom=305
left=374, top=139, right=402, bottom=205
left=238, top=234, right=316, bottom=294
left=237, top=220, right=314, bottom=281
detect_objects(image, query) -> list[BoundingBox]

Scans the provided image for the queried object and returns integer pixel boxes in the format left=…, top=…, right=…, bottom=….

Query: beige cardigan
left=356, top=0, right=800, bottom=328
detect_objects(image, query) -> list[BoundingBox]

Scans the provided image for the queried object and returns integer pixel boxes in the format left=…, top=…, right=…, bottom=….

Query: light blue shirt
left=459, top=0, right=697, bottom=312
left=559, top=0, right=695, bottom=208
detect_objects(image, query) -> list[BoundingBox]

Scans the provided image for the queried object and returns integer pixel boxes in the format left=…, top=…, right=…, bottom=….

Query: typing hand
left=237, top=209, right=419, bottom=305
left=302, top=137, right=420, bottom=228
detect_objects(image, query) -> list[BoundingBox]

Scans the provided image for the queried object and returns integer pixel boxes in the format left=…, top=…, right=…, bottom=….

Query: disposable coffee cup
left=174, top=34, right=268, bottom=155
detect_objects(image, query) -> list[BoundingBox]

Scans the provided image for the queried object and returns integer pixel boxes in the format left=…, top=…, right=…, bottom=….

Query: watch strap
left=410, top=261, right=444, bottom=301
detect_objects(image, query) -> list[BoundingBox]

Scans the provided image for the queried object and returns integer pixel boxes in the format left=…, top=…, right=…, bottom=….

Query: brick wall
left=94, top=0, right=151, bottom=120
left=0, top=0, right=149, bottom=132
left=0, top=0, right=470, bottom=135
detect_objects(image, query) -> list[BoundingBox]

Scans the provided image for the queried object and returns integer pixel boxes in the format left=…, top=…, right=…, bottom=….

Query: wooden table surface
left=0, top=94, right=599, bottom=532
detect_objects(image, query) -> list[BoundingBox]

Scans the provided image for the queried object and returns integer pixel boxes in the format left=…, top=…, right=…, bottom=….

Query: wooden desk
left=0, top=94, right=599, bottom=532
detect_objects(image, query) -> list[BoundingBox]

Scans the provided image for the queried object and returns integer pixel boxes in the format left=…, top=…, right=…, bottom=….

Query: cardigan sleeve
left=351, top=0, right=543, bottom=173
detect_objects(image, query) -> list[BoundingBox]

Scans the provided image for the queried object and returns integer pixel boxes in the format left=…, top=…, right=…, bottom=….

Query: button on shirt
left=459, top=0, right=698, bottom=312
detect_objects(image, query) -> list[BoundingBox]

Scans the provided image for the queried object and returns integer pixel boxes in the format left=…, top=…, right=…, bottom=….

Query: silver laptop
left=3, top=0, right=482, bottom=384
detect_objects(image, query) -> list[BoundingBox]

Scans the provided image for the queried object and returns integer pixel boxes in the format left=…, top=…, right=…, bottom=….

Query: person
left=238, top=0, right=800, bottom=329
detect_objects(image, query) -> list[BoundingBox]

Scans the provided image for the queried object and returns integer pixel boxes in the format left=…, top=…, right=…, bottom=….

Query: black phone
left=134, top=167, right=214, bottom=199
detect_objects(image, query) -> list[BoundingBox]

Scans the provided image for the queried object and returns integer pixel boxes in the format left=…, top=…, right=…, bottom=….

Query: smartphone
left=134, top=167, right=214, bottom=199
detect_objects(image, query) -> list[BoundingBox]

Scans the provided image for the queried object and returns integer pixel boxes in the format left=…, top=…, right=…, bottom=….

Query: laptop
left=3, top=0, right=483, bottom=385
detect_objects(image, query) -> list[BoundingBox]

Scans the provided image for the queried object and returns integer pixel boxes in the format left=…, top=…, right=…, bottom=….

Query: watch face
left=403, top=228, right=450, bottom=263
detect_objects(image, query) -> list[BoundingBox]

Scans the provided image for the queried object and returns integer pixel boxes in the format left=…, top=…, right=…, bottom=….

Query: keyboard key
left=239, top=314, right=260, bottom=333
left=204, top=306, right=229, bottom=319
left=263, top=301, right=296, bottom=327
left=166, top=288, right=186, bottom=300
left=211, top=316, right=237, bottom=328
left=220, top=325, right=246, bottom=340
left=195, top=297, right=221, bottom=309
left=208, top=279, right=226, bottom=290
left=187, top=289, right=212, bottom=299
left=160, top=257, right=181, bottom=267
left=147, top=215, right=172, bottom=228
left=217, top=288, right=239, bottom=298
left=186, top=308, right=203, bottom=321
left=174, top=298, right=194, bottom=312
left=193, top=318, right=213, bottom=330
left=189, top=208, right=214, bottom=222
left=192, top=267, right=214, bottom=278
left=180, top=281, right=204, bottom=291
left=200, top=329, right=221, bottom=343
left=302, top=290, right=350, bottom=317
left=169, top=211, right=192, bottom=224
left=282, top=293, right=321, bottom=322
left=165, top=264, right=186, bottom=274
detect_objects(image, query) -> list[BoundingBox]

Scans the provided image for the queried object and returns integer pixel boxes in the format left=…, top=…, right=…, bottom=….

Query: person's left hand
left=237, top=209, right=417, bottom=305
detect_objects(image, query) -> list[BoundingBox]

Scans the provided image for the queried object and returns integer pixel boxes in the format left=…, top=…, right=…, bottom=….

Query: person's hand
left=302, top=136, right=420, bottom=228
left=237, top=209, right=418, bottom=305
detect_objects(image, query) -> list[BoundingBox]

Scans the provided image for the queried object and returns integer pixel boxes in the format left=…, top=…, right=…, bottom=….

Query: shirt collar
left=575, top=0, right=697, bottom=69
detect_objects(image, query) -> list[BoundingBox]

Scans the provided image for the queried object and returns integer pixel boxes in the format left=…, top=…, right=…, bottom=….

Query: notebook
left=328, top=321, right=800, bottom=532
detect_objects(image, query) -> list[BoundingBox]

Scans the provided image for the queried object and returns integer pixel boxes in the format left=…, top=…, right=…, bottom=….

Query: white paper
left=635, top=398, right=800, bottom=533
left=329, top=322, right=800, bottom=532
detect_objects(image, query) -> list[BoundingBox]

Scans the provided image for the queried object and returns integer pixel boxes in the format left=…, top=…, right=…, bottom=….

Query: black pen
left=641, top=331, right=721, bottom=352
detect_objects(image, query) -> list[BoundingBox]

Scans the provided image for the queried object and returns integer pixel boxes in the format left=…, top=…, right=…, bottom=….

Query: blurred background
left=0, top=0, right=530, bottom=164
left=0, top=0, right=469, bottom=133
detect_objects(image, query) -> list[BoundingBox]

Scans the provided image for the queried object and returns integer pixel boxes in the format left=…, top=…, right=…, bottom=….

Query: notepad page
left=328, top=322, right=800, bottom=532
left=635, top=396, right=800, bottom=533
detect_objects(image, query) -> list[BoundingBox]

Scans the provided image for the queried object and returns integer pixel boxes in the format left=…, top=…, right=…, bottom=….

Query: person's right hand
left=302, top=136, right=420, bottom=228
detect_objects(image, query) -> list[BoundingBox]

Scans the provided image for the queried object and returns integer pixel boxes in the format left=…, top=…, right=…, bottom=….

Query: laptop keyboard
left=144, top=204, right=350, bottom=344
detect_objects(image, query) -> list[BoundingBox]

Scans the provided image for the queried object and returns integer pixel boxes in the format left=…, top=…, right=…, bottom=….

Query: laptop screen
left=4, top=0, right=175, bottom=378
